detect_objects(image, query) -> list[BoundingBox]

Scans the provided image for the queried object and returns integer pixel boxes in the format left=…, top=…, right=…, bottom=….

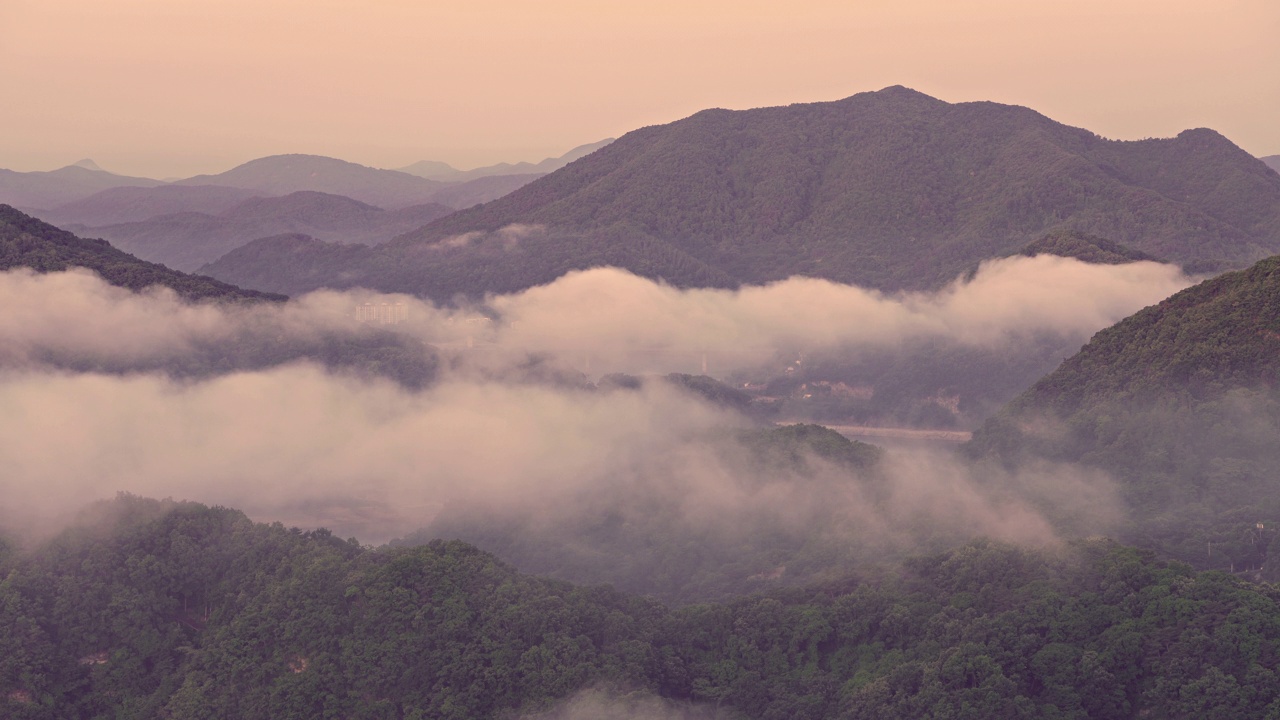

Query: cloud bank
left=0, top=257, right=1187, bottom=558
left=0, top=255, right=1191, bottom=379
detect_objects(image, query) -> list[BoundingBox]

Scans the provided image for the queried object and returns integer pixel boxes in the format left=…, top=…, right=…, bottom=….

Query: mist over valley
left=4, top=21, right=1280, bottom=711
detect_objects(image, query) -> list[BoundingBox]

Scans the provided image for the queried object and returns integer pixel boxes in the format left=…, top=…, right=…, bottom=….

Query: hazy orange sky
left=2, top=0, right=1276, bottom=178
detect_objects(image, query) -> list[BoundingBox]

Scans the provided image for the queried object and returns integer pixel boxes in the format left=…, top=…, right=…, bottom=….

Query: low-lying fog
left=0, top=256, right=1189, bottom=558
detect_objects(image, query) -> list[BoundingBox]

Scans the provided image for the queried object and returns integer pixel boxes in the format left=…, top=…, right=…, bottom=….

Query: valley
left=3, top=34, right=1280, bottom=714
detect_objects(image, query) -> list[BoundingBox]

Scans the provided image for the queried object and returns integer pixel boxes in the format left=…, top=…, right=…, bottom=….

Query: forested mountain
left=199, top=224, right=737, bottom=298
left=204, top=86, right=1280, bottom=300
left=0, top=161, right=163, bottom=210
left=967, top=254, right=1280, bottom=569
left=173, top=154, right=450, bottom=208
left=54, top=191, right=455, bottom=271
left=5, top=494, right=1280, bottom=719
left=0, top=204, right=283, bottom=303
left=397, top=139, right=615, bottom=181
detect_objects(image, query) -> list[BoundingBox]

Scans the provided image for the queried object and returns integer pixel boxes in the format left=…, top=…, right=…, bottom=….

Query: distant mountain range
left=39, top=184, right=268, bottom=226
left=0, top=204, right=282, bottom=302
left=172, top=155, right=448, bottom=209
left=200, top=86, right=1280, bottom=300
left=0, top=162, right=163, bottom=210
left=3, top=147, right=602, bottom=219
left=396, top=139, right=614, bottom=182
left=56, top=191, right=455, bottom=272
left=4, top=147, right=614, bottom=272
left=1263, top=154, right=1280, bottom=174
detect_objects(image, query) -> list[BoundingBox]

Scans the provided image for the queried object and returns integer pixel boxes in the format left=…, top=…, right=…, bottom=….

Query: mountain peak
left=1175, top=127, right=1234, bottom=148
left=874, top=84, right=935, bottom=98
left=71, top=158, right=104, bottom=172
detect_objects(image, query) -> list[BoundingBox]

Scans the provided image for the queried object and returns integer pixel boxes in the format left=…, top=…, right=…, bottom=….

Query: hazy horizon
left=2, top=0, right=1277, bottom=179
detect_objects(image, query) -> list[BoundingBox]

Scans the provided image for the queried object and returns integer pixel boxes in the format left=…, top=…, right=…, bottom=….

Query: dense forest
left=201, top=87, right=1280, bottom=300
left=1006, top=230, right=1159, bottom=266
left=6, top=495, right=1280, bottom=719
left=967, top=254, right=1280, bottom=571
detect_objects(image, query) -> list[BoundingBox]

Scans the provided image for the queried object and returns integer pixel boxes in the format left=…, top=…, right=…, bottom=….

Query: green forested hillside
left=967, top=255, right=1280, bottom=568
left=0, top=204, right=285, bottom=303
left=201, top=87, right=1280, bottom=300
left=6, top=495, right=1280, bottom=719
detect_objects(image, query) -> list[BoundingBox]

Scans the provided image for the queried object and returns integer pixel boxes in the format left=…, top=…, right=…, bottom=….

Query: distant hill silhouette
left=63, top=191, right=455, bottom=272
left=200, top=233, right=373, bottom=296
left=1263, top=155, right=1280, bottom=174
left=201, top=87, right=1280, bottom=299
left=397, top=139, right=614, bottom=181
left=19, top=162, right=552, bottom=272
left=423, top=173, right=546, bottom=210
left=173, top=154, right=449, bottom=209
left=0, top=163, right=163, bottom=209
left=41, top=184, right=266, bottom=226
left=0, top=204, right=283, bottom=302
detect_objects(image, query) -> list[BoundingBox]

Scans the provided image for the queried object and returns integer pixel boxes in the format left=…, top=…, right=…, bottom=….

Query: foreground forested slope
left=5, top=495, right=1280, bottom=719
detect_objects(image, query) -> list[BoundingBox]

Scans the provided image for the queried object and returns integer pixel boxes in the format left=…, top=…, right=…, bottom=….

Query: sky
left=1, top=0, right=1276, bottom=179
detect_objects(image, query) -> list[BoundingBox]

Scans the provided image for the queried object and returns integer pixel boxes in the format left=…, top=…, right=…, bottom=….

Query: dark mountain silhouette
left=967, top=254, right=1280, bottom=570
left=197, top=87, right=1280, bottom=300
left=199, top=233, right=373, bottom=295
left=1263, top=154, right=1280, bottom=174
left=424, top=172, right=546, bottom=209
left=35, top=165, right=532, bottom=232
left=173, top=154, right=448, bottom=208
left=0, top=162, right=163, bottom=209
left=67, top=191, right=455, bottom=272
left=0, top=204, right=283, bottom=302
left=396, top=139, right=614, bottom=181
left=40, top=184, right=266, bottom=226
left=395, top=159, right=456, bottom=178
left=199, top=222, right=737, bottom=298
